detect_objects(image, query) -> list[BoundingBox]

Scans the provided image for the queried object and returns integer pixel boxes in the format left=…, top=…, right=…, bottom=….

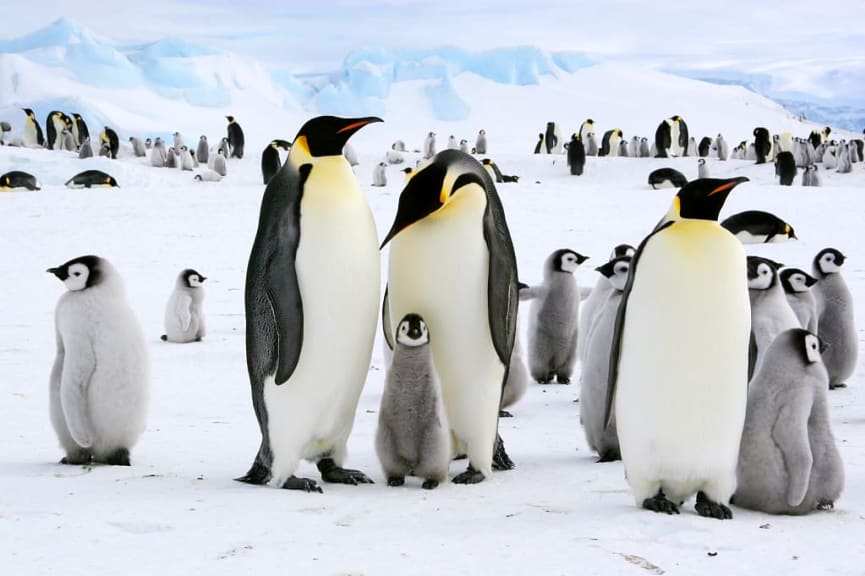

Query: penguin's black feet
left=317, top=458, right=374, bottom=485
left=596, top=448, right=621, bottom=463
left=695, top=491, right=733, bottom=519
left=642, top=490, right=680, bottom=515
left=387, top=476, right=405, bottom=487
left=817, top=499, right=835, bottom=511
left=281, top=476, right=323, bottom=493
left=60, top=451, right=92, bottom=465
left=104, top=448, right=130, bottom=466
left=535, top=373, right=554, bottom=384
left=452, top=466, right=485, bottom=484
left=498, top=410, right=514, bottom=418
left=160, top=334, right=168, bottom=341
left=829, top=382, right=847, bottom=390
left=452, top=453, right=467, bottom=461
left=234, top=461, right=271, bottom=485
left=492, top=433, right=515, bottom=471
left=421, top=479, right=439, bottom=490
left=556, top=375, right=571, bottom=384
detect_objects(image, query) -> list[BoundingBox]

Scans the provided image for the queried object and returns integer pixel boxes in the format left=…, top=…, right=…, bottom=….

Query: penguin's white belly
left=616, top=222, right=749, bottom=500
left=265, top=161, right=380, bottom=482
left=387, top=187, right=504, bottom=474
left=668, top=121, right=682, bottom=156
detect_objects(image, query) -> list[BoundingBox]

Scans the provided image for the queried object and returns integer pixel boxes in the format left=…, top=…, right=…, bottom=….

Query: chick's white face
left=64, top=263, right=90, bottom=291
left=804, top=333, right=822, bottom=364
left=748, top=262, right=774, bottom=290
left=610, top=261, right=630, bottom=291
left=819, top=253, right=841, bottom=274
left=559, top=252, right=582, bottom=274
left=788, top=273, right=810, bottom=292
left=188, top=274, right=202, bottom=288
left=396, top=318, right=429, bottom=347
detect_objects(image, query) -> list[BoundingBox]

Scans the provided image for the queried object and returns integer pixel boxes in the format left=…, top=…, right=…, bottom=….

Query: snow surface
left=2, top=17, right=865, bottom=576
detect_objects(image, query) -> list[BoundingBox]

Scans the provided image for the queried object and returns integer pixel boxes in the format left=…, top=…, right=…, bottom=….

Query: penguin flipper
left=381, top=285, right=394, bottom=353
left=771, top=400, right=813, bottom=508
left=604, top=221, right=673, bottom=427
left=59, top=340, right=96, bottom=448
left=175, top=293, right=193, bottom=332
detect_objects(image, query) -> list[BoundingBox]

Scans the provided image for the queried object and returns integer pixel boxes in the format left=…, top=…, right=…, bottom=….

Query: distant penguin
left=193, top=171, right=223, bottom=182
left=654, top=115, right=689, bottom=157
left=216, top=137, right=231, bottom=160
left=812, top=248, right=857, bottom=389
left=780, top=268, right=819, bottom=333
left=618, top=139, right=629, bottom=157
left=65, top=170, right=119, bottom=188
left=261, top=139, right=288, bottom=185
left=423, top=131, right=436, bottom=159
left=98, top=142, right=111, bottom=158
left=822, top=144, right=837, bottom=169
left=196, top=135, right=209, bottom=165
left=447, top=135, right=458, bottom=150
left=144, top=138, right=152, bottom=150
left=100, top=127, right=119, bottom=159
left=835, top=143, right=852, bottom=174
left=698, top=137, right=712, bottom=157
left=578, top=119, right=595, bottom=143
left=0, top=170, right=41, bottom=191
left=47, top=255, right=149, bottom=466
left=599, top=129, right=623, bottom=157
left=803, top=164, right=822, bottom=187
left=179, top=146, right=194, bottom=171
left=78, top=137, right=93, bottom=159
left=523, top=249, right=588, bottom=384
left=226, top=115, right=244, bottom=158
left=686, top=136, right=697, bottom=157
left=21, top=108, right=44, bottom=148
left=392, top=140, right=406, bottom=152
left=46, top=111, right=69, bottom=150
left=533, top=133, right=545, bottom=154
left=748, top=256, right=800, bottom=378
left=714, top=134, right=729, bottom=161
left=567, top=134, right=586, bottom=175
left=545, top=121, right=561, bottom=154
left=171, top=132, right=184, bottom=152
left=775, top=151, right=797, bottom=185
left=697, top=158, right=709, bottom=179
left=0, top=121, right=8, bottom=145
left=459, top=139, right=469, bottom=153
left=150, top=138, right=167, bottom=167
left=372, top=161, right=387, bottom=187
left=638, top=137, right=649, bottom=158
left=627, top=136, right=640, bottom=158
left=165, top=147, right=177, bottom=168
left=62, top=129, right=76, bottom=152
left=647, top=167, right=687, bottom=189
left=475, top=129, right=487, bottom=154
left=386, top=148, right=404, bottom=164
left=586, top=133, right=599, bottom=157
left=580, top=255, right=630, bottom=462
left=735, top=329, right=844, bottom=515
left=213, top=149, right=227, bottom=177
left=754, top=127, right=771, bottom=164
left=343, top=142, right=360, bottom=166
left=161, top=269, right=207, bottom=343
left=720, top=210, right=796, bottom=244
left=130, top=137, right=146, bottom=157
left=375, top=314, right=451, bottom=489
left=72, top=113, right=89, bottom=148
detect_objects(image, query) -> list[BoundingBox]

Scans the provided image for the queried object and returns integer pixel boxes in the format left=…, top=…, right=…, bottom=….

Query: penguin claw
left=387, top=477, right=405, bottom=487
left=421, top=479, right=439, bottom=490
left=829, top=382, right=847, bottom=390
left=317, top=458, right=374, bottom=485
left=281, top=476, right=323, bottom=493
left=492, top=433, right=515, bottom=471
left=817, top=500, right=835, bottom=511
left=234, top=461, right=271, bottom=485
left=498, top=410, right=514, bottom=418
left=60, top=452, right=92, bottom=465
left=103, top=448, right=130, bottom=466
left=595, top=449, right=621, bottom=463
left=556, top=375, right=571, bottom=384
left=695, top=491, right=733, bottom=519
left=452, top=466, right=486, bottom=484
left=642, top=491, right=680, bottom=515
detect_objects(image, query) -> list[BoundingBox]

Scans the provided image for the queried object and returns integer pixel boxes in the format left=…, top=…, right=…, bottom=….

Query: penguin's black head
left=814, top=247, right=845, bottom=276
left=551, top=249, right=589, bottom=274
left=226, top=115, right=235, bottom=123
left=609, top=243, right=636, bottom=259
left=273, top=139, right=291, bottom=151
left=595, top=255, right=631, bottom=277
left=47, top=255, right=104, bottom=291
left=779, top=268, right=817, bottom=294
left=292, top=115, right=382, bottom=158
left=747, top=256, right=783, bottom=290
left=396, top=313, right=429, bottom=346
left=380, top=150, right=488, bottom=248
left=585, top=118, right=594, bottom=124
left=22, top=108, right=35, bottom=117
left=784, top=328, right=828, bottom=364
left=182, top=268, right=207, bottom=288
left=674, top=177, right=748, bottom=221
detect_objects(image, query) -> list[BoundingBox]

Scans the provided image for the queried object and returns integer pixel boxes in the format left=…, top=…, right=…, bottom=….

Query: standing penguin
left=372, top=161, right=388, bottom=187
left=226, top=116, right=245, bottom=159
left=734, top=329, right=844, bottom=514
left=654, top=115, right=689, bottom=157
left=381, top=149, right=519, bottom=484
left=46, top=111, right=69, bottom=150
left=130, top=137, right=147, bottom=157
left=100, top=127, right=119, bottom=159
left=780, top=268, right=819, bottom=334
left=375, top=313, right=451, bottom=489
left=697, top=158, right=709, bottom=179
left=261, top=139, right=290, bottom=185
left=523, top=249, right=589, bottom=384
left=812, top=248, right=857, bottom=389
left=213, top=149, right=227, bottom=177
left=747, top=256, right=800, bottom=378
left=447, top=135, right=458, bottom=150
left=173, top=131, right=185, bottom=151
left=545, top=122, right=561, bottom=154
left=607, top=177, right=751, bottom=518
left=238, top=115, right=382, bottom=492
left=196, top=135, right=209, bottom=165
left=835, top=143, right=852, bottom=174
left=714, top=134, right=729, bottom=161
left=459, top=139, right=469, bottom=153
left=698, top=137, right=712, bottom=157
left=62, top=129, right=76, bottom=152
left=580, top=255, right=630, bottom=462
left=77, top=137, right=93, bottom=159
left=21, top=108, right=44, bottom=148
left=165, top=147, right=178, bottom=169
left=475, top=129, right=487, bottom=154
left=48, top=255, right=149, bottom=466
left=567, top=134, right=586, bottom=175
left=754, top=127, right=771, bottom=164
left=179, top=145, right=195, bottom=171
left=533, top=133, right=545, bottom=154
left=499, top=313, right=528, bottom=418
left=578, top=119, right=595, bottom=143
left=161, top=269, right=207, bottom=343
left=599, top=129, right=623, bottom=157
left=71, top=113, right=89, bottom=148
left=775, top=151, right=797, bottom=185
left=423, top=131, right=436, bottom=160
left=150, top=138, right=167, bottom=167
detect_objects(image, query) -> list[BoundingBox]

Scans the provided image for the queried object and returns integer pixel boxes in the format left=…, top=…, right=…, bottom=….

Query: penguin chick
left=735, top=329, right=844, bottom=514
left=375, top=314, right=451, bottom=489
left=697, top=158, right=709, bottom=179
left=48, top=255, right=149, bottom=466
left=748, top=256, right=800, bottom=379
left=372, top=161, right=387, bottom=187
left=161, top=269, right=207, bottom=343
left=499, top=311, right=528, bottom=418
left=780, top=268, right=819, bottom=334
left=812, top=248, right=857, bottom=389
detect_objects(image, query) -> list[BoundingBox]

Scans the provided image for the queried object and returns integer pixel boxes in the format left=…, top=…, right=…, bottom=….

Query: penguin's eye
left=73, top=272, right=81, bottom=277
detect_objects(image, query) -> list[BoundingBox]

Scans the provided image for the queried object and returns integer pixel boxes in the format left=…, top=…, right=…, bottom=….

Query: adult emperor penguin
left=578, top=119, right=595, bottom=143
left=48, top=255, right=149, bottom=465
left=734, top=329, right=844, bottom=514
left=599, top=129, right=623, bottom=157
left=226, top=115, right=245, bottom=158
left=567, top=133, right=585, bottom=175
left=71, top=113, right=89, bottom=148
left=720, top=210, right=796, bottom=244
left=607, top=176, right=751, bottom=518
left=775, top=151, right=797, bottom=185
left=21, top=108, right=44, bottom=148
left=239, top=115, right=382, bottom=492
left=100, top=127, right=119, bottom=159
left=161, top=269, right=207, bottom=343
left=0, top=170, right=41, bottom=191
left=780, top=268, right=819, bottom=333
left=475, top=129, right=487, bottom=154
left=747, top=256, right=800, bottom=378
left=654, top=115, right=689, bottom=157
left=381, top=149, right=519, bottom=484
left=533, top=133, right=545, bottom=154
left=65, top=170, right=119, bottom=188
left=812, top=248, right=857, bottom=389
left=647, top=167, right=687, bottom=189
left=46, top=111, right=69, bottom=150
left=545, top=121, right=562, bottom=154
left=261, top=139, right=290, bottom=185
left=754, top=127, right=771, bottom=164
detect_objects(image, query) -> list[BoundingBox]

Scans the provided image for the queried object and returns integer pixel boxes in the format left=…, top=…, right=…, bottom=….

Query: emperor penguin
left=697, top=158, right=709, bottom=179
left=523, top=249, right=589, bottom=384
left=0, top=121, right=8, bottom=145
left=607, top=176, right=751, bottom=518
left=150, top=138, right=167, bottom=167
left=618, top=139, right=629, bottom=157
left=734, top=329, right=844, bottom=514
left=21, top=108, right=44, bottom=148
left=194, top=170, right=223, bottom=182
left=578, top=119, right=595, bottom=143
left=533, top=133, right=545, bottom=154
left=499, top=311, right=528, bottom=418
left=213, top=149, right=227, bottom=177
left=754, top=127, right=771, bottom=164
left=144, top=137, right=152, bottom=149
left=698, top=137, right=712, bottom=157
left=375, top=313, right=451, bottom=489
left=545, top=121, right=561, bottom=154
left=173, top=131, right=185, bottom=151
left=196, top=135, right=209, bottom=165
left=567, top=133, right=586, bottom=175
left=822, top=145, right=837, bottom=170
left=179, top=145, right=195, bottom=171
left=805, top=164, right=822, bottom=187
left=639, top=137, right=650, bottom=158
left=71, top=113, right=89, bottom=148
left=447, top=135, right=458, bottom=150
left=0, top=170, right=41, bottom=191
left=46, top=111, right=69, bottom=150
left=780, top=268, right=819, bottom=334
left=580, top=255, right=630, bottom=462
left=835, top=143, right=852, bottom=174
left=720, top=210, right=797, bottom=244
left=386, top=146, right=404, bottom=164
left=261, top=139, right=291, bottom=185
left=714, top=134, right=729, bottom=161
left=392, top=140, right=406, bottom=152
left=65, top=170, right=119, bottom=188
left=77, top=137, right=93, bottom=159
left=686, top=136, right=697, bottom=157
left=98, top=142, right=112, bottom=158
left=475, top=129, right=487, bottom=154
left=380, top=149, right=519, bottom=484
left=599, top=129, right=623, bottom=157
left=217, top=137, right=231, bottom=161
left=747, top=256, right=800, bottom=378
left=226, top=115, right=245, bottom=158
left=586, top=133, right=599, bottom=157
left=130, top=137, right=146, bottom=157
left=654, top=115, right=688, bottom=157
left=812, top=248, right=857, bottom=389
left=647, top=167, right=687, bottom=189
left=100, top=127, right=119, bottom=159
left=161, top=269, right=207, bottom=343
left=459, top=139, right=469, bottom=153
left=423, top=131, right=436, bottom=159
left=372, top=161, right=387, bottom=187
left=627, top=136, right=640, bottom=158
left=62, top=129, right=76, bottom=152
left=775, top=151, right=797, bottom=185
left=165, top=147, right=177, bottom=168
left=238, top=115, right=382, bottom=493
left=48, top=255, right=149, bottom=466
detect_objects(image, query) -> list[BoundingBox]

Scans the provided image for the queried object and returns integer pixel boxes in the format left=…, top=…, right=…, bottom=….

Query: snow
left=1, top=14, right=865, bottom=576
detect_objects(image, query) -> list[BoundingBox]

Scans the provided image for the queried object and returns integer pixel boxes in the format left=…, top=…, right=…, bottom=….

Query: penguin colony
left=2, top=109, right=857, bottom=520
